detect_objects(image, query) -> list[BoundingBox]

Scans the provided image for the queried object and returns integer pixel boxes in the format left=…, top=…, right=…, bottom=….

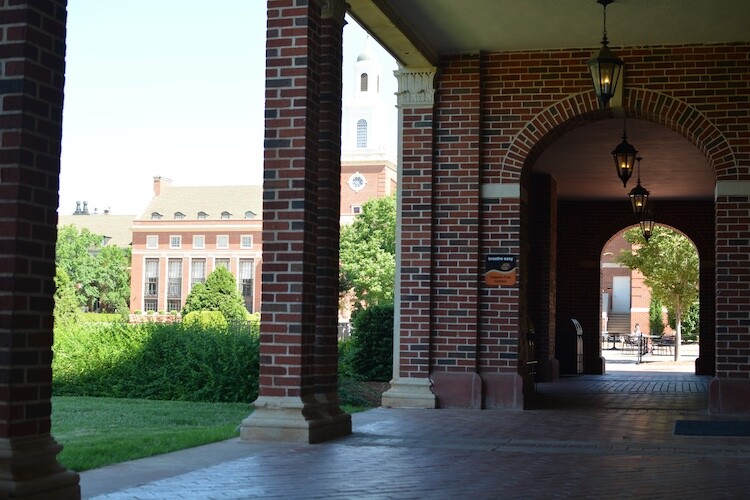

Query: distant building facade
left=340, top=39, right=397, bottom=225
left=129, top=177, right=263, bottom=314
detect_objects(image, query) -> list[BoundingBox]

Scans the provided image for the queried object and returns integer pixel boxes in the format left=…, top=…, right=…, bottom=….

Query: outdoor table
left=606, top=333, right=621, bottom=350
left=636, top=334, right=656, bottom=364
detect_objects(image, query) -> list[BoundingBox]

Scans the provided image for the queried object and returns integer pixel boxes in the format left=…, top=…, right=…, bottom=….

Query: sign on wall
left=484, top=255, right=517, bottom=286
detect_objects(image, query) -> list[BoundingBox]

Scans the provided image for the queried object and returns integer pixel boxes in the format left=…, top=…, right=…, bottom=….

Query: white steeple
left=342, top=36, right=393, bottom=163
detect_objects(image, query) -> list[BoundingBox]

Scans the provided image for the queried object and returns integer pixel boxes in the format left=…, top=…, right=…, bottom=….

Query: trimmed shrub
left=53, top=321, right=259, bottom=403
left=348, top=304, right=394, bottom=382
left=183, top=310, right=228, bottom=330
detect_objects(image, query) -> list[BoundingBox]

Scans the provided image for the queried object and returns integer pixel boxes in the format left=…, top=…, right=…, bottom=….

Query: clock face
left=349, top=173, right=366, bottom=192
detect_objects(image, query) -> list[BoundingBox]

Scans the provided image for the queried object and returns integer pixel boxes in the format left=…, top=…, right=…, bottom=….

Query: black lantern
left=640, top=210, right=656, bottom=242
left=612, top=120, right=638, bottom=187
left=588, top=0, right=623, bottom=109
left=629, top=157, right=649, bottom=215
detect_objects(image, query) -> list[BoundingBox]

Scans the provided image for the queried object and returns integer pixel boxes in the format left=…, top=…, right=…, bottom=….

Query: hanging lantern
left=629, top=157, right=649, bottom=215
left=640, top=210, right=656, bottom=242
left=612, top=120, right=638, bottom=187
left=588, top=0, right=624, bottom=109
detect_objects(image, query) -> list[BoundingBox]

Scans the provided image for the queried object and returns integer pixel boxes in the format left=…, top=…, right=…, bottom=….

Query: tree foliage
left=54, top=267, right=82, bottom=327
left=340, top=194, right=396, bottom=308
left=617, top=226, right=699, bottom=359
left=55, top=225, right=131, bottom=313
left=181, top=267, right=248, bottom=322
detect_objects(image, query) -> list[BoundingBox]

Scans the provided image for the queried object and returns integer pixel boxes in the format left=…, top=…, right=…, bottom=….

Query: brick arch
left=502, top=89, right=737, bottom=181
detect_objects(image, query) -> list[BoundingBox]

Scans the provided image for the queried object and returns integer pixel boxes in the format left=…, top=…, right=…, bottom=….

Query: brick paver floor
left=81, top=360, right=750, bottom=499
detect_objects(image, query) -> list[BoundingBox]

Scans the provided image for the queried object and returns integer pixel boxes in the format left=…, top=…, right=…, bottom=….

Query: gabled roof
left=137, top=185, right=263, bottom=221
left=58, top=214, right=135, bottom=247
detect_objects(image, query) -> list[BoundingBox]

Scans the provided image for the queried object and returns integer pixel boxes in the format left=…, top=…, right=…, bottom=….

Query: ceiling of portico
left=346, top=0, right=737, bottom=201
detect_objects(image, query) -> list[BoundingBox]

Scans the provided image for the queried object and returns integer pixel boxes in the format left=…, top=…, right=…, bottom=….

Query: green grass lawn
left=52, top=397, right=252, bottom=472
left=52, top=397, right=368, bottom=472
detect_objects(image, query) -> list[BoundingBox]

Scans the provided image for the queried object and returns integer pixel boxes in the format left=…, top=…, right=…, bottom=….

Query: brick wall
left=420, top=43, right=745, bottom=386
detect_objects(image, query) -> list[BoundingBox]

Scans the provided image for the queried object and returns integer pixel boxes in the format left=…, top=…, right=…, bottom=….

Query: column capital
left=320, top=0, right=348, bottom=20
left=395, top=67, right=436, bottom=108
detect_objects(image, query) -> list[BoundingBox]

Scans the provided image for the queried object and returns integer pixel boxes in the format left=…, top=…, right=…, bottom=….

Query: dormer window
left=244, top=211, right=256, bottom=219
left=221, top=211, right=232, bottom=219
left=174, top=212, right=185, bottom=220
left=151, top=212, right=163, bottom=220
left=197, top=212, right=208, bottom=220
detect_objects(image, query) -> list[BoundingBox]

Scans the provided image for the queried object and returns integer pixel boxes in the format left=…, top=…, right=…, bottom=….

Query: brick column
left=710, top=181, right=750, bottom=414
left=429, top=55, right=483, bottom=408
left=312, top=0, right=350, bottom=432
left=382, top=68, right=437, bottom=409
left=241, top=0, right=350, bottom=443
left=0, top=1, right=80, bottom=497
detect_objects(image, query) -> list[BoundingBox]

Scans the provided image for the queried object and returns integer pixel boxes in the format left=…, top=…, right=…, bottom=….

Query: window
left=170, top=235, right=181, bottom=249
left=144, top=259, right=159, bottom=311
left=352, top=205, right=362, bottom=215
left=217, top=235, right=229, bottom=249
left=193, top=235, right=205, bottom=249
left=167, top=259, right=182, bottom=299
left=174, top=212, right=185, bottom=220
left=348, top=172, right=366, bottom=192
left=241, top=235, right=253, bottom=249
left=197, top=211, right=208, bottom=220
left=146, top=235, right=158, bottom=249
left=191, top=259, right=206, bottom=288
left=221, top=211, right=232, bottom=219
left=244, top=211, right=256, bottom=219
left=360, top=72, right=368, bottom=92
left=239, top=259, right=254, bottom=312
left=356, top=119, right=367, bottom=148
left=151, top=212, right=163, bottom=220
left=215, top=258, right=230, bottom=271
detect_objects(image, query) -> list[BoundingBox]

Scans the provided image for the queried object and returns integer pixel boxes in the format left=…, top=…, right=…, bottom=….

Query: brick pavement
left=82, top=364, right=750, bottom=499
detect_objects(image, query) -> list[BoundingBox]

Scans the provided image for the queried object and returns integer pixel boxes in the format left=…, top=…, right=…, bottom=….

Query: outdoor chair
left=655, top=336, right=675, bottom=356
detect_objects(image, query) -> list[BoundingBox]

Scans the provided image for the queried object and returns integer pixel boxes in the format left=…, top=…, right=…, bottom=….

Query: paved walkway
left=81, top=352, right=750, bottom=499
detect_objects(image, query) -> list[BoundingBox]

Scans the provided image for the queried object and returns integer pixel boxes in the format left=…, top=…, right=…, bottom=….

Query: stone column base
left=0, top=435, right=80, bottom=499
left=240, top=395, right=351, bottom=444
left=537, top=358, right=559, bottom=382
left=709, top=378, right=750, bottom=414
left=381, top=377, right=436, bottom=408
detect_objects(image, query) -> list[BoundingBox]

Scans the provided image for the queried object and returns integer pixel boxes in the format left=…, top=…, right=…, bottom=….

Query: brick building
left=129, top=177, right=263, bottom=315
left=1, top=1, right=749, bottom=495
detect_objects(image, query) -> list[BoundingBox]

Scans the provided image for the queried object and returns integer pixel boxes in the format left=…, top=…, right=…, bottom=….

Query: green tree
left=649, top=298, right=664, bottom=336
left=340, top=194, right=396, bottom=308
left=182, top=267, right=248, bottom=322
left=54, top=267, right=81, bottom=327
left=56, top=225, right=131, bottom=313
left=617, top=226, right=699, bottom=360
left=56, top=225, right=101, bottom=309
left=95, top=244, right=131, bottom=313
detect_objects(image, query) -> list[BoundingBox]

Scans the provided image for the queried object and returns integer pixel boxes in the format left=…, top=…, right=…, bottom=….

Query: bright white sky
left=60, top=1, right=398, bottom=216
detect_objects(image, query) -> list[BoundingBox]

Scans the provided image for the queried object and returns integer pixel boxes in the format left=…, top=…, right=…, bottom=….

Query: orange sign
left=485, top=255, right=517, bottom=286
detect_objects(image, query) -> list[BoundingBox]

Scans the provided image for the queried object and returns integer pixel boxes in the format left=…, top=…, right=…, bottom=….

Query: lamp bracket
left=597, top=0, right=614, bottom=6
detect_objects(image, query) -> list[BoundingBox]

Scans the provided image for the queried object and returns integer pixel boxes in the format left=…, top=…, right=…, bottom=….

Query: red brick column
left=429, top=54, right=483, bottom=408
left=382, top=67, right=438, bottom=409
left=241, top=0, right=350, bottom=443
left=313, top=0, right=350, bottom=431
left=0, top=1, right=80, bottom=496
left=710, top=183, right=750, bottom=413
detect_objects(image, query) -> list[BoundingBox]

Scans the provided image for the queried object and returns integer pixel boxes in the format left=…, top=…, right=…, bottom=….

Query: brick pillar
left=710, top=181, right=750, bottom=414
left=312, top=0, right=350, bottom=432
left=529, top=174, right=559, bottom=382
left=382, top=68, right=437, bottom=409
left=241, top=0, right=350, bottom=443
left=0, top=1, right=80, bottom=497
left=429, top=55, right=483, bottom=408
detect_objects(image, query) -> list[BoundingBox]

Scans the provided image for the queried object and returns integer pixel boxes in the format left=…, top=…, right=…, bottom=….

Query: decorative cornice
left=395, top=68, right=436, bottom=107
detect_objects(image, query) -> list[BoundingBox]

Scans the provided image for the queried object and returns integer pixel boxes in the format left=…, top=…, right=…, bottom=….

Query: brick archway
left=502, top=89, right=737, bottom=180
